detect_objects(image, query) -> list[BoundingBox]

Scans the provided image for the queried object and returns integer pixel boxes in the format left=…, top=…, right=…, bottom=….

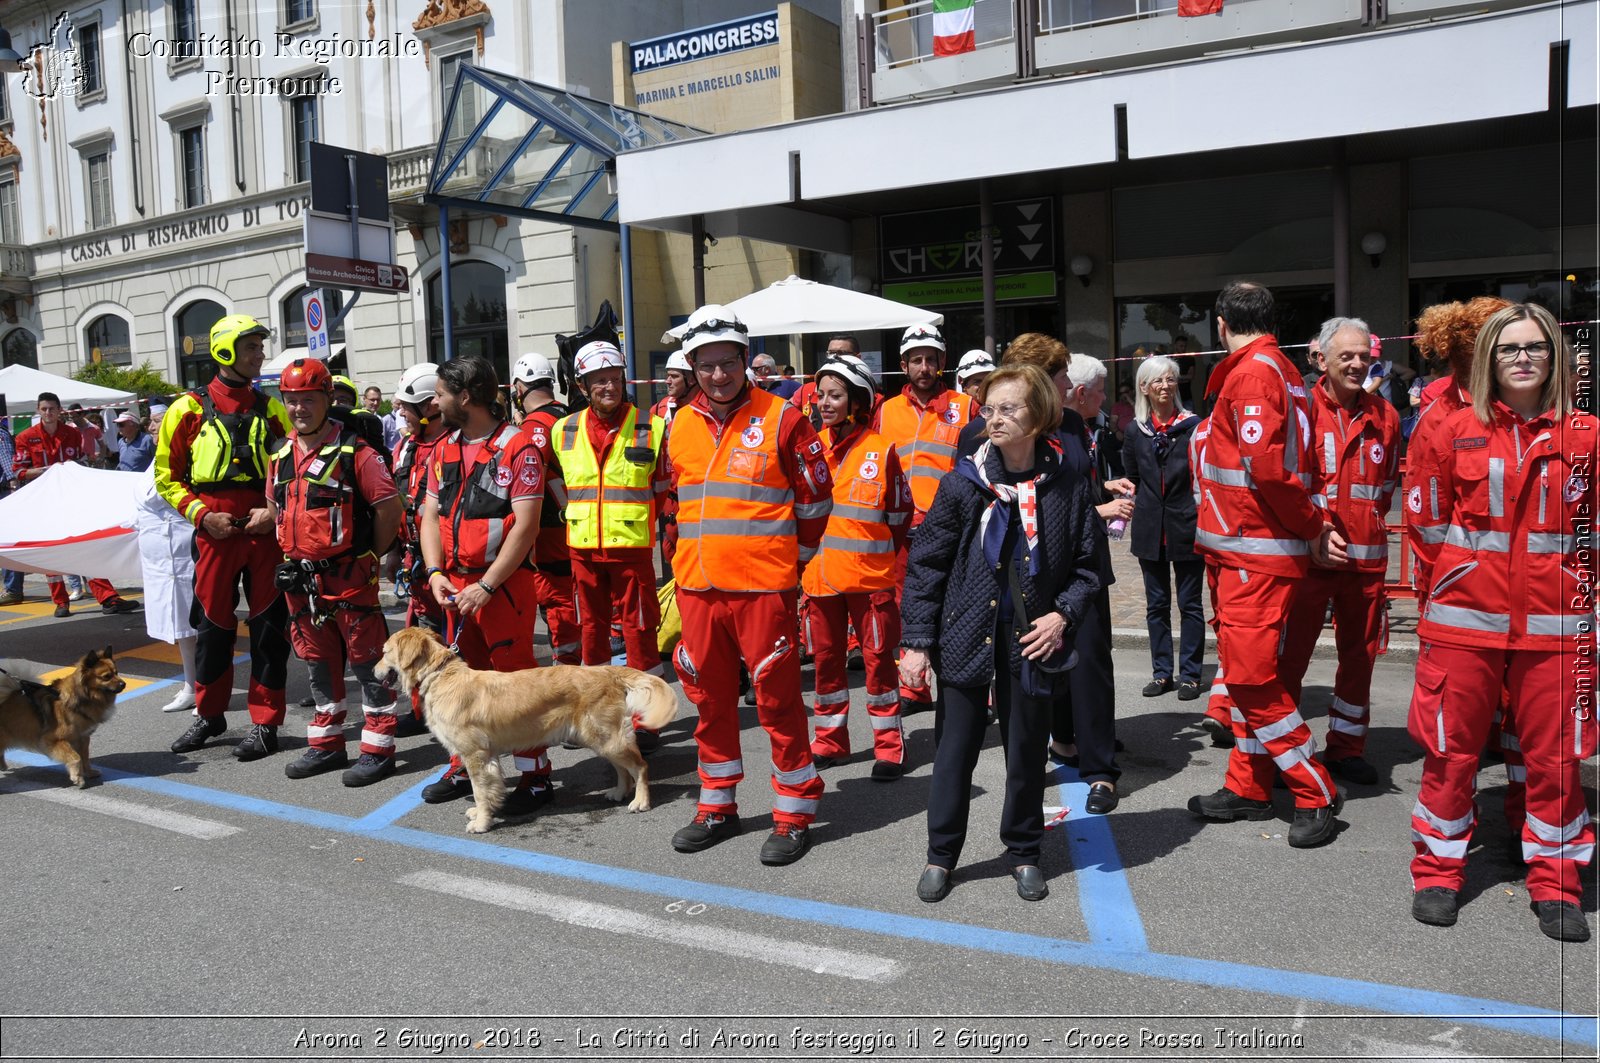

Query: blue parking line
left=6, top=751, right=1594, bottom=1049
left=1049, top=763, right=1149, bottom=953
left=353, top=773, right=434, bottom=830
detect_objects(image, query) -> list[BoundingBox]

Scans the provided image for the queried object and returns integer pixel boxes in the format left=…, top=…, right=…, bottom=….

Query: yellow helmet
left=331, top=374, right=359, bottom=402
left=209, top=314, right=271, bottom=367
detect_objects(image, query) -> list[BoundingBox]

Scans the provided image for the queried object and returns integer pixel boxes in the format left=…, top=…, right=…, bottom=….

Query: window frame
left=0, top=175, right=20, bottom=245
left=74, top=16, right=107, bottom=102
left=283, top=0, right=317, bottom=30
left=86, top=151, right=114, bottom=230
left=169, top=0, right=203, bottom=73
left=289, top=95, right=319, bottom=184
left=178, top=125, right=206, bottom=209
left=437, top=47, right=481, bottom=147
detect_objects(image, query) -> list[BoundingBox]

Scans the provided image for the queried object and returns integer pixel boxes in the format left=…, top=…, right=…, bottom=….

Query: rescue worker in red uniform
left=418, top=356, right=552, bottom=816
left=268, top=359, right=405, bottom=785
left=552, top=342, right=669, bottom=751
left=666, top=305, right=833, bottom=865
left=872, top=324, right=976, bottom=712
left=651, top=350, right=697, bottom=573
left=385, top=362, right=447, bottom=734
left=511, top=353, right=580, bottom=667
left=802, top=358, right=912, bottom=779
left=1406, top=303, right=1595, bottom=942
left=157, top=315, right=293, bottom=759
left=11, top=392, right=140, bottom=617
left=1276, top=318, right=1400, bottom=787
left=1186, top=282, right=1345, bottom=847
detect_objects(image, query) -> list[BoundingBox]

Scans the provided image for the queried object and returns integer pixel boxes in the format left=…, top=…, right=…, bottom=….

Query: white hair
left=1316, top=316, right=1371, bottom=354
left=1065, top=352, right=1108, bottom=390
left=1133, top=355, right=1188, bottom=422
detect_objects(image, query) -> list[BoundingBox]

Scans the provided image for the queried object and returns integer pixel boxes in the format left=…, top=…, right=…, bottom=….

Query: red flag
left=1178, top=0, right=1223, bottom=14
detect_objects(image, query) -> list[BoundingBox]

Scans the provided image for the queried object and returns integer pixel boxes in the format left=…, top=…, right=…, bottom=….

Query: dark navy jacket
left=1121, top=412, right=1203, bottom=562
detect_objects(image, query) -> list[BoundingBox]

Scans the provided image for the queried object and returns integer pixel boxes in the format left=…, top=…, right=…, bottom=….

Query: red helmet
left=278, top=358, right=332, bottom=394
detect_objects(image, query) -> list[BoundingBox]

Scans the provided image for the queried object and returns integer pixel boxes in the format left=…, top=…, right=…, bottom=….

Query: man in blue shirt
left=114, top=411, right=155, bottom=472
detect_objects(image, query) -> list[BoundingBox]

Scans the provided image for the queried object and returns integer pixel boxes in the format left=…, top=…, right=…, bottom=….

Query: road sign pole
left=439, top=202, right=454, bottom=360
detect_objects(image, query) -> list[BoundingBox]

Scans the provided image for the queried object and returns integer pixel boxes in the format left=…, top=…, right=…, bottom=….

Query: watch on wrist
left=478, top=578, right=496, bottom=596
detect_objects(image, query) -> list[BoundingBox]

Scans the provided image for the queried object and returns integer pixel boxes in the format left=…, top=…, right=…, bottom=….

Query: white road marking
left=3, top=783, right=243, bottom=840
left=400, top=869, right=900, bottom=982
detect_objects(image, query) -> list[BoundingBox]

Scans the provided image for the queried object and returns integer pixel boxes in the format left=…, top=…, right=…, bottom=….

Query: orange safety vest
left=271, top=426, right=373, bottom=564
left=877, top=388, right=974, bottom=517
left=801, top=427, right=903, bottom=597
left=433, top=422, right=533, bottom=574
left=670, top=388, right=800, bottom=593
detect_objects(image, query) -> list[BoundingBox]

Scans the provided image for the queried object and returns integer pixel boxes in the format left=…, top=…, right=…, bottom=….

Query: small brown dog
left=374, top=626, right=678, bottom=833
left=0, top=647, right=126, bottom=788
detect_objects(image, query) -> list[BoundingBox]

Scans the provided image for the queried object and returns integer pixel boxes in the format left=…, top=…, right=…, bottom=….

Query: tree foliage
left=72, top=360, right=175, bottom=398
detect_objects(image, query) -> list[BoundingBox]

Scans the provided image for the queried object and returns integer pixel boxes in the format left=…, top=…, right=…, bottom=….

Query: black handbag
left=1007, top=549, right=1076, bottom=699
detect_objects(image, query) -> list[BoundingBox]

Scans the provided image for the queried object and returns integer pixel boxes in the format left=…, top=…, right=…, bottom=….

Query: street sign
left=303, top=290, right=330, bottom=358
left=306, top=252, right=409, bottom=293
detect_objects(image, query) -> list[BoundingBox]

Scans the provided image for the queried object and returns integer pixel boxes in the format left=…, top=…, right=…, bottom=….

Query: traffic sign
left=303, top=290, right=330, bottom=358
left=306, top=253, right=410, bottom=294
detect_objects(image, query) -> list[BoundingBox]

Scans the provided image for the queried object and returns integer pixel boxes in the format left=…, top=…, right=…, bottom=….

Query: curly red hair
left=1413, top=296, right=1513, bottom=379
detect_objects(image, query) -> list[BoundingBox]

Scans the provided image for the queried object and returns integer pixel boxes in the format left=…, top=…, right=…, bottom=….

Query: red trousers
left=1210, top=566, right=1339, bottom=809
left=531, top=566, right=580, bottom=666
left=192, top=531, right=288, bottom=725
left=573, top=555, right=662, bottom=674
left=1408, top=641, right=1594, bottom=904
left=48, top=577, right=118, bottom=608
left=442, top=568, right=548, bottom=788
left=892, top=541, right=931, bottom=704
left=675, top=588, right=822, bottom=827
left=287, top=556, right=396, bottom=757
left=805, top=590, right=903, bottom=763
left=1279, top=569, right=1387, bottom=760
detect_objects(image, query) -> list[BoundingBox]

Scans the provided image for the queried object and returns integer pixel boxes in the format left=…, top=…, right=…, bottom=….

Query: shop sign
left=881, top=198, right=1056, bottom=282
left=882, top=270, right=1058, bottom=308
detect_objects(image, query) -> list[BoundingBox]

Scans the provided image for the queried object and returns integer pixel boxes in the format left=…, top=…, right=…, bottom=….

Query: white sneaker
left=68, top=589, right=86, bottom=602
left=160, top=687, right=197, bottom=713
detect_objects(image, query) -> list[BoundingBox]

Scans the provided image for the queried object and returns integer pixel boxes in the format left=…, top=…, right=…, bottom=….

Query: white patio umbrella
left=0, top=364, right=137, bottom=416
left=662, top=275, right=943, bottom=342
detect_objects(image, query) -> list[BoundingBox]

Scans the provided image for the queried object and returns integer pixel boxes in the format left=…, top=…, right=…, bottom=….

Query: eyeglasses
left=979, top=402, right=1027, bottom=422
left=1493, top=341, right=1553, bottom=363
left=694, top=356, right=744, bottom=377
left=683, top=317, right=749, bottom=340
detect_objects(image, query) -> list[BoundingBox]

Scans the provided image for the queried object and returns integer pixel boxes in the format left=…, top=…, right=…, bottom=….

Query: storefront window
left=1, top=327, right=37, bottom=369
left=174, top=299, right=225, bottom=390
left=427, top=261, right=509, bottom=383
left=84, top=314, right=132, bottom=367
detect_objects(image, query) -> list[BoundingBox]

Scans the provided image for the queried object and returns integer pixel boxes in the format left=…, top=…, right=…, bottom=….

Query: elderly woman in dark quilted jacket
left=900, top=363, right=1102, bottom=905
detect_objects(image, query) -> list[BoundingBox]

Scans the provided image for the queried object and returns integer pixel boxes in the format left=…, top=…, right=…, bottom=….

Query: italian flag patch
left=932, top=0, right=976, bottom=57
left=1243, top=405, right=1262, bottom=415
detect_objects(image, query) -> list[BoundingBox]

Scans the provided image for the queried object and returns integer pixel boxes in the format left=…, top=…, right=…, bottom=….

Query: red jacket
left=1307, top=378, right=1401, bottom=573
left=272, top=421, right=396, bottom=565
left=1413, top=402, right=1597, bottom=651
left=12, top=422, right=84, bottom=474
left=1193, top=336, right=1324, bottom=576
left=392, top=432, right=444, bottom=550
left=1403, top=377, right=1472, bottom=597
left=429, top=422, right=542, bottom=575
left=518, top=403, right=571, bottom=568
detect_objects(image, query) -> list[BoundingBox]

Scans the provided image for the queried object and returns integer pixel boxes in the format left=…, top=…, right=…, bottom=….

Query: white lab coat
left=134, top=475, right=198, bottom=643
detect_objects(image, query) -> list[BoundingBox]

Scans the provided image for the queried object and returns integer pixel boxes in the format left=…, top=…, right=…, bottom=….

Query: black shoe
left=1411, top=886, right=1459, bottom=927
left=232, top=724, right=279, bottom=762
left=298, top=696, right=316, bottom=709
left=871, top=759, right=903, bottom=782
left=1532, top=900, right=1592, bottom=943
left=633, top=730, right=659, bottom=756
left=1085, top=783, right=1119, bottom=815
left=53, top=605, right=70, bottom=618
left=1177, top=681, right=1201, bottom=701
left=672, top=811, right=741, bottom=853
left=284, top=746, right=349, bottom=779
left=342, top=752, right=396, bottom=788
left=845, top=650, right=864, bottom=671
left=497, top=784, right=553, bottom=817
left=1013, top=865, right=1048, bottom=901
left=916, top=865, right=951, bottom=903
left=1325, top=756, right=1379, bottom=786
left=421, top=767, right=474, bottom=804
left=743, top=686, right=758, bottom=707
left=1188, top=787, right=1273, bottom=821
left=1287, top=790, right=1344, bottom=848
left=171, top=714, right=226, bottom=754
left=393, top=713, right=428, bottom=739
left=102, top=597, right=141, bottom=614
left=759, top=822, right=811, bottom=865
left=811, top=752, right=842, bottom=770
left=1199, top=716, right=1235, bottom=748
left=1142, top=677, right=1174, bottom=697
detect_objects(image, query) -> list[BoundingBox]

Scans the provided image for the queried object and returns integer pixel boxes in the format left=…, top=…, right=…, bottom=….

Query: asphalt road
left=0, top=591, right=1595, bottom=1063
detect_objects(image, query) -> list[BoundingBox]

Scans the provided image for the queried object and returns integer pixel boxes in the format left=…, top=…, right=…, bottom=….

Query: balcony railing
left=872, top=0, right=1016, bottom=70
left=0, top=243, right=33, bottom=291
left=388, top=146, right=435, bottom=198
left=1038, top=0, right=1181, bottom=34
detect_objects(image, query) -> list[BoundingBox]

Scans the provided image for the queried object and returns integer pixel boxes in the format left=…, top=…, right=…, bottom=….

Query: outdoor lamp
left=1070, top=254, right=1094, bottom=287
left=1361, top=231, right=1387, bottom=268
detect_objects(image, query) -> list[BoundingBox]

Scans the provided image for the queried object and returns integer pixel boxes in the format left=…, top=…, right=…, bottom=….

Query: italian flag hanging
left=932, top=0, right=976, bottom=57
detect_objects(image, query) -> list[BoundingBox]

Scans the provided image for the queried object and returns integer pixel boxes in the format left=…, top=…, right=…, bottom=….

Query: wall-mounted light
left=1360, top=231, right=1387, bottom=269
left=1070, top=254, right=1094, bottom=288
left=0, top=27, right=25, bottom=74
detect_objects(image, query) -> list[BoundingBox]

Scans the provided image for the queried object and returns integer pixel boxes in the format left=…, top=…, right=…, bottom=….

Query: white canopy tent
left=0, top=463, right=146, bottom=581
left=662, top=275, right=943, bottom=342
left=0, top=364, right=138, bottom=416
left=259, top=344, right=347, bottom=378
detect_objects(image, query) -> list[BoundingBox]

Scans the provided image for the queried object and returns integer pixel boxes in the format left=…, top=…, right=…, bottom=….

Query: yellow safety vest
left=553, top=405, right=665, bottom=550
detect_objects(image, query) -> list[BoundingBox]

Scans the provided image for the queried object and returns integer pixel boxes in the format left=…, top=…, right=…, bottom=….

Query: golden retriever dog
left=0, top=647, right=126, bottom=788
left=374, top=626, right=678, bottom=833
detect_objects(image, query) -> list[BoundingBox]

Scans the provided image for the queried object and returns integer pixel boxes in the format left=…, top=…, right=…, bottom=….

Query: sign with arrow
left=879, top=198, right=1056, bottom=282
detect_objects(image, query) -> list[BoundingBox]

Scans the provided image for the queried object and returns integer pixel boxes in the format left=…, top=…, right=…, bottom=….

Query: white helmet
left=681, top=304, right=750, bottom=357
left=665, top=351, right=692, bottom=374
left=574, top=340, right=626, bottom=378
left=956, top=349, right=996, bottom=383
left=394, top=363, right=440, bottom=405
left=900, top=323, right=945, bottom=356
left=815, top=357, right=875, bottom=397
left=512, top=352, right=558, bottom=387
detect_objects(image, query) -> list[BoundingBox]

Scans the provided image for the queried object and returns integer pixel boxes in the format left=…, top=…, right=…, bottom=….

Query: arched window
left=84, top=314, right=132, bottom=367
left=427, top=261, right=509, bottom=384
left=280, top=286, right=345, bottom=350
left=174, top=299, right=225, bottom=389
left=1, top=328, right=37, bottom=369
